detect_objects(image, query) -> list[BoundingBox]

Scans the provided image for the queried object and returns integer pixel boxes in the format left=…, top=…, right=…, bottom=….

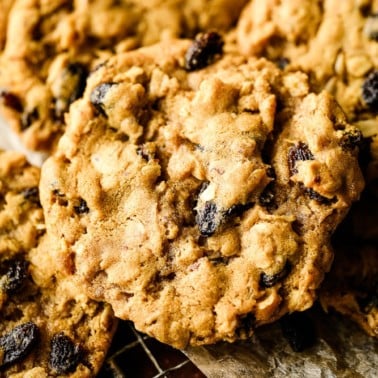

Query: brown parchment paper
left=186, top=307, right=378, bottom=377
left=1, top=118, right=377, bottom=378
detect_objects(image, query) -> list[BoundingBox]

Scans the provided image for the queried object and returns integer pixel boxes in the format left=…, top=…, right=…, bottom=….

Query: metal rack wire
left=98, top=321, right=206, bottom=378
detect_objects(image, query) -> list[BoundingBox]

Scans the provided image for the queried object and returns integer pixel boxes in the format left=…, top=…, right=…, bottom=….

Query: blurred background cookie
left=0, top=0, right=248, bottom=151
left=0, top=150, right=116, bottom=376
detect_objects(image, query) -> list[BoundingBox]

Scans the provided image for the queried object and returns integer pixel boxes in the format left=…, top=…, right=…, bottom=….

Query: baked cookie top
left=320, top=242, right=378, bottom=338
left=236, top=0, right=378, bottom=180
left=0, top=150, right=116, bottom=377
left=39, top=38, right=364, bottom=349
left=0, top=0, right=247, bottom=151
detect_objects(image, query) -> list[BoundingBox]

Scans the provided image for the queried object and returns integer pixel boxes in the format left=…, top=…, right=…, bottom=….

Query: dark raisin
left=288, top=142, right=314, bottom=175
left=1, top=259, right=29, bottom=294
left=364, top=13, right=378, bottom=41
left=52, top=189, right=65, bottom=197
left=21, top=187, right=40, bottom=205
left=340, top=128, right=363, bottom=150
left=90, top=82, right=116, bottom=117
left=276, top=57, right=290, bottom=70
left=303, top=187, right=334, bottom=204
left=0, top=322, right=39, bottom=367
left=73, top=198, right=89, bottom=214
left=259, top=261, right=292, bottom=288
left=266, top=167, right=276, bottom=179
left=52, top=189, right=68, bottom=206
left=259, top=184, right=276, bottom=209
left=21, top=187, right=38, bottom=200
left=21, top=108, right=39, bottom=131
left=225, top=202, right=253, bottom=217
left=184, top=32, right=224, bottom=71
left=359, top=3, right=372, bottom=18
left=280, top=312, right=316, bottom=352
left=54, top=63, right=88, bottom=119
left=0, top=91, right=23, bottom=112
left=196, top=201, right=219, bottom=236
left=49, top=333, right=82, bottom=374
left=362, top=70, right=378, bottom=111
left=66, top=63, right=87, bottom=102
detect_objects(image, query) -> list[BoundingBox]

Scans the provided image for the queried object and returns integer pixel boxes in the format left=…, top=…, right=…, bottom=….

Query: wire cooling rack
left=98, top=321, right=206, bottom=378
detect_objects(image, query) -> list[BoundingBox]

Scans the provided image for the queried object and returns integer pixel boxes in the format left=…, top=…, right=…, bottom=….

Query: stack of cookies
left=0, top=0, right=376, bottom=376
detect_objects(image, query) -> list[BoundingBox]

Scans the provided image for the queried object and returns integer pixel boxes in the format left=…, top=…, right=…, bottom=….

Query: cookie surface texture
left=40, top=39, right=364, bottom=348
left=0, top=150, right=116, bottom=377
left=0, top=0, right=247, bottom=151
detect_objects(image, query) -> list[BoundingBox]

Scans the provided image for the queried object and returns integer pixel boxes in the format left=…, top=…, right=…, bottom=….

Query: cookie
left=319, top=242, right=378, bottom=338
left=39, top=38, right=364, bottom=349
left=0, top=0, right=14, bottom=51
left=0, top=150, right=116, bottom=376
left=0, top=0, right=247, bottom=151
left=236, top=0, right=378, bottom=180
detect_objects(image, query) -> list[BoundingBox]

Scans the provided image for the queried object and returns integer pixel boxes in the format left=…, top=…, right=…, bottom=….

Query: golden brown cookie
left=0, top=0, right=247, bottom=151
left=0, top=0, right=14, bottom=51
left=39, top=37, right=364, bottom=349
left=0, top=150, right=116, bottom=377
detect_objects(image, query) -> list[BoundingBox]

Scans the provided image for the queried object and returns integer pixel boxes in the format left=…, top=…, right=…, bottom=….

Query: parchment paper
left=186, top=307, right=378, bottom=377
left=0, top=117, right=377, bottom=378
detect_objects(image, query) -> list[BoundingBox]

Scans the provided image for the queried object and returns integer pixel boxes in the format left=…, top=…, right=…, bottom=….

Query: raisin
left=364, top=13, right=378, bottom=41
left=1, top=259, right=29, bottom=294
left=90, top=82, right=116, bottom=117
left=288, top=142, right=314, bottom=175
left=184, top=32, right=224, bottom=71
left=196, top=201, right=219, bottom=236
left=303, top=187, right=334, bottom=204
left=276, top=57, right=290, bottom=70
left=266, top=167, right=276, bottom=179
left=0, top=91, right=23, bottom=112
left=54, top=63, right=88, bottom=119
left=340, top=128, right=363, bottom=150
left=49, top=333, right=82, bottom=374
left=280, top=312, right=316, bottom=352
left=21, top=108, right=39, bottom=131
left=259, top=185, right=276, bottom=209
left=259, top=261, right=292, bottom=288
left=21, top=187, right=40, bottom=205
left=73, top=198, right=89, bottom=214
left=0, top=322, right=39, bottom=367
left=65, top=63, right=87, bottom=103
left=362, top=70, right=378, bottom=111
left=52, top=189, right=68, bottom=207
left=225, top=202, right=253, bottom=217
